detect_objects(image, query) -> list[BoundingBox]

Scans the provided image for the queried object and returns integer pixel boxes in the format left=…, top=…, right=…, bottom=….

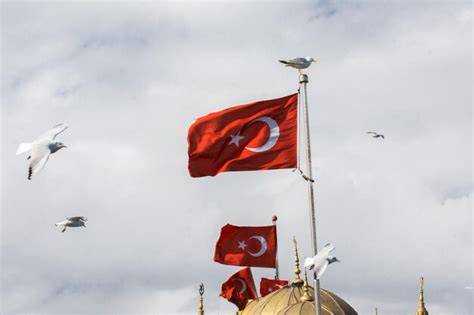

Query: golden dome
left=238, top=283, right=357, bottom=315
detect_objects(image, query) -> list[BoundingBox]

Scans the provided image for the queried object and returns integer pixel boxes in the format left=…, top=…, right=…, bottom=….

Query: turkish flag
left=220, top=267, right=257, bottom=310
left=259, top=277, right=289, bottom=297
left=214, top=224, right=277, bottom=268
left=188, top=93, right=297, bottom=177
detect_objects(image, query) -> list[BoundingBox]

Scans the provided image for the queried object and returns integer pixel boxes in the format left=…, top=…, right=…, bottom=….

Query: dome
left=238, top=283, right=357, bottom=315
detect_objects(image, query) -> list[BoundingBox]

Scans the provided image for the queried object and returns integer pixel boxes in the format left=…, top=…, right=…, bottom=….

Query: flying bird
left=279, top=56, right=317, bottom=73
left=16, top=123, right=68, bottom=180
left=55, top=216, right=87, bottom=233
left=367, top=131, right=385, bottom=139
left=304, top=243, right=340, bottom=279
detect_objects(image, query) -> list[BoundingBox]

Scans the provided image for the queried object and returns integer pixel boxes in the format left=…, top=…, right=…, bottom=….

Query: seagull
left=279, top=56, right=317, bottom=73
left=16, top=123, right=68, bottom=180
left=304, top=243, right=340, bottom=279
left=367, top=131, right=385, bottom=139
left=55, top=216, right=87, bottom=233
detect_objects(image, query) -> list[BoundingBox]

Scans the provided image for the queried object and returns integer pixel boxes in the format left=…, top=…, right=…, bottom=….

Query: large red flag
left=259, top=277, right=289, bottom=297
left=220, top=267, right=257, bottom=310
left=214, top=224, right=277, bottom=268
left=188, top=94, right=297, bottom=177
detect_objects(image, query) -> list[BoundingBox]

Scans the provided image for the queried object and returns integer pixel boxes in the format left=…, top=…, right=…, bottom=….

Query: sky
left=0, top=1, right=472, bottom=314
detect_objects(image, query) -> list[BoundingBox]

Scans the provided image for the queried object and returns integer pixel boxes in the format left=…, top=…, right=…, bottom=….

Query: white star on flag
left=238, top=240, right=247, bottom=250
left=229, top=132, right=245, bottom=147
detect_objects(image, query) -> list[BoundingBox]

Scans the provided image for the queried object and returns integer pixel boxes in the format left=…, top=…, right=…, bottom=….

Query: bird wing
left=67, top=216, right=87, bottom=222
left=304, top=257, right=314, bottom=268
left=366, top=131, right=377, bottom=135
left=28, top=145, right=51, bottom=180
left=319, top=243, right=335, bottom=255
left=314, top=259, right=329, bottom=279
left=287, top=57, right=307, bottom=65
left=288, top=58, right=308, bottom=66
left=39, top=123, right=68, bottom=140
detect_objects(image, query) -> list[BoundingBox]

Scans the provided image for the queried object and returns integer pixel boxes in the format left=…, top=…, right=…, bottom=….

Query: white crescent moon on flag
left=234, top=278, right=247, bottom=294
left=247, top=236, right=267, bottom=257
left=245, top=116, right=280, bottom=153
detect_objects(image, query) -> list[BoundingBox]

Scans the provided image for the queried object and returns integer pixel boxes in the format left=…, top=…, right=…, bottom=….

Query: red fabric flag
left=220, top=267, right=257, bottom=310
left=188, top=93, right=297, bottom=177
left=259, top=277, right=289, bottom=297
left=214, top=224, right=277, bottom=268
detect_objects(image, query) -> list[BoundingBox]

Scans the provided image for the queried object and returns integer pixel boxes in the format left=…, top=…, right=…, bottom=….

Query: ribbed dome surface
left=239, top=284, right=357, bottom=315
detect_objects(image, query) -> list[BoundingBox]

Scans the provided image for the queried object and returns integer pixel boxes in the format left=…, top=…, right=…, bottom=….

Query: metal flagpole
left=272, top=215, right=279, bottom=279
left=299, top=73, right=322, bottom=315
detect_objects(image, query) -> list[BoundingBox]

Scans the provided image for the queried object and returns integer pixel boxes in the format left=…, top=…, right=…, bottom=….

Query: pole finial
left=292, top=237, right=304, bottom=286
left=198, top=283, right=204, bottom=315
left=299, top=74, right=309, bottom=83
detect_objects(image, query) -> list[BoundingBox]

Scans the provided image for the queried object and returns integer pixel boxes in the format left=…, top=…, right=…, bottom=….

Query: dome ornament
left=300, top=268, right=314, bottom=302
left=415, top=276, right=428, bottom=315
left=198, top=283, right=205, bottom=315
left=292, top=237, right=304, bottom=286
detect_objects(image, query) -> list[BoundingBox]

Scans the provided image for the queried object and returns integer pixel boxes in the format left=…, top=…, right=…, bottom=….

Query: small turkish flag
left=214, top=224, right=277, bottom=268
left=220, top=267, right=257, bottom=310
left=259, top=277, right=289, bottom=297
left=187, top=93, right=297, bottom=177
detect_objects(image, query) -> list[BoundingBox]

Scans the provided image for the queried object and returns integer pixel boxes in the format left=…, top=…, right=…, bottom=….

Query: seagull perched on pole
left=304, top=243, right=340, bottom=279
left=16, top=123, right=68, bottom=180
left=279, top=56, right=317, bottom=73
left=55, top=216, right=87, bottom=233
left=367, top=131, right=385, bottom=139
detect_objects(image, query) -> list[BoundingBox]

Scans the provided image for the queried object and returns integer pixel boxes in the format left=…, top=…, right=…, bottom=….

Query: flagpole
left=299, top=73, right=322, bottom=315
left=272, top=215, right=279, bottom=280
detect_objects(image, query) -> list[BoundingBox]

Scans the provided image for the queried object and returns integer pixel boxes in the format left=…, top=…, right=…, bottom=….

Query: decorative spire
left=198, top=283, right=204, bottom=315
left=292, top=237, right=304, bottom=286
left=415, top=277, right=429, bottom=315
left=300, top=268, right=314, bottom=302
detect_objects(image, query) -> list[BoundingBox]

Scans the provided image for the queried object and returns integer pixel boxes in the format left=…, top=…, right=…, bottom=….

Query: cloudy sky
left=1, top=1, right=472, bottom=314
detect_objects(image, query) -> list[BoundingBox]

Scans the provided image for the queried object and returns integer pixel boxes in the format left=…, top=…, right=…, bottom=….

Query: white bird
left=279, top=56, right=317, bottom=73
left=304, top=243, right=340, bottom=279
left=16, top=123, right=68, bottom=180
left=55, top=216, right=87, bottom=233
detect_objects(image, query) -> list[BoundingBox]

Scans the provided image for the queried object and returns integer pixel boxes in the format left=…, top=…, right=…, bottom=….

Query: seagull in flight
left=279, top=57, right=317, bottom=73
left=16, top=123, right=68, bottom=180
left=367, top=131, right=385, bottom=139
left=304, top=243, right=340, bottom=279
left=55, top=216, right=87, bottom=233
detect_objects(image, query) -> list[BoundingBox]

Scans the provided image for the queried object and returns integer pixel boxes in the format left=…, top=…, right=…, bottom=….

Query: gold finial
left=198, top=283, right=204, bottom=315
left=415, top=277, right=429, bottom=315
left=300, top=268, right=314, bottom=302
left=292, top=237, right=304, bottom=286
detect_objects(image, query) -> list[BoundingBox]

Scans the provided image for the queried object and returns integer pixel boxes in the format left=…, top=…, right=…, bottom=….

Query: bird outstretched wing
left=39, top=123, right=68, bottom=140
left=319, top=243, right=335, bottom=255
left=314, top=260, right=329, bottom=279
left=28, top=145, right=51, bottom=180
left=67, top=216, right=87, bottom=222
left=366, top=131, right=377, bottom=135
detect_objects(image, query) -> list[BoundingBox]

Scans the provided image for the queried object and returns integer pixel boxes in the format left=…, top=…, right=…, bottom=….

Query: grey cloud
left=1, top=1, right=472, bottom=314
